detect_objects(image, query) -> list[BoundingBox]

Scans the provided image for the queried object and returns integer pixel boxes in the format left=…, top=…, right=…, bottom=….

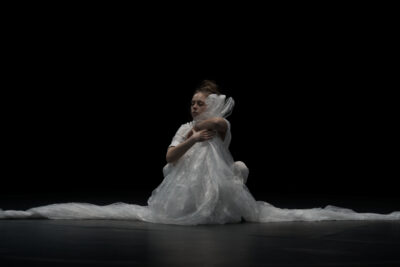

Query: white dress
left=1, top=95, right=399, bottom=224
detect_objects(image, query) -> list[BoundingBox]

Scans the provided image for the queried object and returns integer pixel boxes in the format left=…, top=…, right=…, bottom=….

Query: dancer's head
left=191, top=80, right=220, bottom=119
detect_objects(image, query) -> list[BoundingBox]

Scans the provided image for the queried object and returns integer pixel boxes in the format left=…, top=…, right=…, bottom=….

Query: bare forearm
left=166, top=127, right=217, bottom=163
left=194, top=118, right=227, bottom=140
left=166, top=137, right=197, bottom=163
left=194, top=118, right=220, bottom=131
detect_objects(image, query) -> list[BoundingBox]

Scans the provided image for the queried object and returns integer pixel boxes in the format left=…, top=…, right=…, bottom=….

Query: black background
left=2, top=8, right=398, bottom=210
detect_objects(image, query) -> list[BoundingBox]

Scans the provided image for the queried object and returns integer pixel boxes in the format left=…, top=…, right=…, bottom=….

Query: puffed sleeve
left=169, top=122, right=193, bottom=147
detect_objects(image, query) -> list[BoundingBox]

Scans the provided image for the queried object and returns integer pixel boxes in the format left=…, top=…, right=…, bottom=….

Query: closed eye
left=191, top=101, right=205, bottom=106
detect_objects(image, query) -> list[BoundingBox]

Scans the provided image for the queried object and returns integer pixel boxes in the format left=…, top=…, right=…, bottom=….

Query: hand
left=190, top=128, right=216, bottom=142
left=186, top=130, right=193, bottom=139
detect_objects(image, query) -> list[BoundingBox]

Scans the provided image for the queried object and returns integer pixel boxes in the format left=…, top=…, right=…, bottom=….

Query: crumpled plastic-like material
left=1, top=94, right=399, bottom=224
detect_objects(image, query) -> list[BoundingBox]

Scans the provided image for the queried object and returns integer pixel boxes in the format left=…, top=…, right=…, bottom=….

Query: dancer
left=1, top=80, right=399, bottom=224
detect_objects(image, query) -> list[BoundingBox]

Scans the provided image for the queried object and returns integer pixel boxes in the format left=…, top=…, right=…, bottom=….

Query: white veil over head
left=194, top=94, right=235, bottom=122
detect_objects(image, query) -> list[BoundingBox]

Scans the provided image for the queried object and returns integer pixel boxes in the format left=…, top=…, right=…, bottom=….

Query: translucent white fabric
left=1, top=95, right=399, bottom=224
left=194, top=94, right=235, bottom=122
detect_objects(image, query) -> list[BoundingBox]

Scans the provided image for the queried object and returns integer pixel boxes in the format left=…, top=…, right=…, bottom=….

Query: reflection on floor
left=1, top=218, right=399, bottom=266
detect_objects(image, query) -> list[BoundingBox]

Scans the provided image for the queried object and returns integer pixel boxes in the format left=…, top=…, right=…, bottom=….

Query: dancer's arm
left=194, top=117, right=227, bottom=140
left=166, top=129, right=215, bottom=163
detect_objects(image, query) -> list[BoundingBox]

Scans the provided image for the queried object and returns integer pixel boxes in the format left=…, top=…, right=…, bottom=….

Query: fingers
left=203, top=130, right=215, bottom=137
left=200, top=129, right=216, bottom=135
left=199, top=130, right=216, bottom=141
left=202, top=135, right=213, bottom=140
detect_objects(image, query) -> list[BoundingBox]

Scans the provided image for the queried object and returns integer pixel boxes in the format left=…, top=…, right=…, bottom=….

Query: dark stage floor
left=1, top=219, right=400, bottom=266
left=1, top=195, right=400, bottom=266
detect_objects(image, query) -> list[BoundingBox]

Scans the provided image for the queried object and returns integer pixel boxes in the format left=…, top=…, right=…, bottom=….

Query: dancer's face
left=191, top=92, right=207, bottom=119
